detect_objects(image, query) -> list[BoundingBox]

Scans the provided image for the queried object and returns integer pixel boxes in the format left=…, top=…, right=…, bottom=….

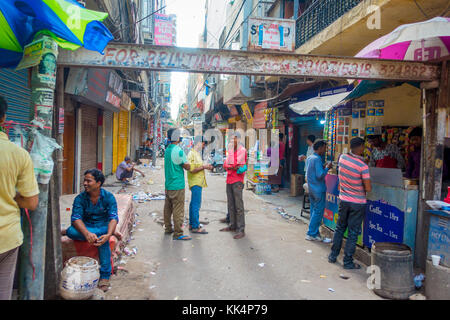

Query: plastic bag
left=10, top=125, right=28, bottom=148
left=29, top=128, right=61, bottom=184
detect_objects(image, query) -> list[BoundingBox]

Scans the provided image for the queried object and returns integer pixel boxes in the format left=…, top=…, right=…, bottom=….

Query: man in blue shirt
left=116, top=156, right=145, bottom=184
left=305, top=140, right=332, bottom=241
left=61, top=169, right=119, bottom=292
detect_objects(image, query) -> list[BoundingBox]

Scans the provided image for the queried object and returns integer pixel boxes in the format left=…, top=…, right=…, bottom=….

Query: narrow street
left=102, top=160, right=380, bottom=300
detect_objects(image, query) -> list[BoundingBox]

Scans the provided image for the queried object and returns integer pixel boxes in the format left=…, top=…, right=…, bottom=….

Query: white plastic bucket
left=59, top=256, right=100, bottom=300
left=431, top=255, right=441, bottom=266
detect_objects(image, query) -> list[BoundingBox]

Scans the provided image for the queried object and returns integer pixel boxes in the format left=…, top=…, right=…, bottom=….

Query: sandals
left=233, top=232, right=245, bottom=239
left=173, top=235, right=192, bottom=241
left=98, top=279, right=110, bottom=292
left=191, top=228, right=208, bottom=234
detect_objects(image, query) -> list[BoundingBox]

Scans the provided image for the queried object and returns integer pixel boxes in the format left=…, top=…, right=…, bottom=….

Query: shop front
left=286, top=84, right=353, bottom=195
left=65, top=67, right=122, bottom=188
left=323, top=82, right=424, bottom=252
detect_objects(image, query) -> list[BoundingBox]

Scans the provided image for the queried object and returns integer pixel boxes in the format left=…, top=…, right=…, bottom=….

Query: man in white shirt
left=299, top=135, right=316, bottom=180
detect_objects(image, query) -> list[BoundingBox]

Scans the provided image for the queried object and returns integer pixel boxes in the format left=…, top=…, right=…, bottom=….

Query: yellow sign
left=241, top=103, right=253, bottom=124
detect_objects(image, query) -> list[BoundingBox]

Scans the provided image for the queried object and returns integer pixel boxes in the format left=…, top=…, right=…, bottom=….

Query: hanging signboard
left=248, top=17, right=296, bottom=52
left=59, top=44, right=440, bottom=82
left=241, top=102, right=253, bottom=124
left=253, top=102, right=267, bottom=129
left=154, top=13, right=176, bottom=46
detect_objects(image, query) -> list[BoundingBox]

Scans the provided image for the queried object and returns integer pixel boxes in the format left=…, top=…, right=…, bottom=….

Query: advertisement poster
left=323, top=174, right=363, bottom=246
left=154, top=13, right=176, bottom=46
left=248, top=17, right=295, bottom=52
left=363, top=200, right=404, bottom=248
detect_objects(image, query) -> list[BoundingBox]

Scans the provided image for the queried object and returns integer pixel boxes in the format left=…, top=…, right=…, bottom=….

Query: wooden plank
left=415, top=61, right=449, bottom=269
left=57, top=43, right=440, bottom=82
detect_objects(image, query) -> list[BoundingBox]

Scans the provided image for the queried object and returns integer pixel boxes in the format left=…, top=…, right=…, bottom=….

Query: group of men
left=303, top=126, right=423, bottom=269
left=0, top=85, right=424, bottom=298
left=163, top=128, right=248, bottom=241
left=304, top=137, right=371, bottom=269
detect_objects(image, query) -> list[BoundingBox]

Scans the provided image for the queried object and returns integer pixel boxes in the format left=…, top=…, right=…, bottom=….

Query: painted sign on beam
left=57, top=44, right=440, bottom=82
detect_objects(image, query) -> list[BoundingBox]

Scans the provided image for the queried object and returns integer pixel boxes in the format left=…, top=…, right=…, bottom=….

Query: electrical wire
left=112, top=0, right=184, bottom=37
left=414, top=0, right=429, bottom=19
left=112, top=5, right=167, bottom=36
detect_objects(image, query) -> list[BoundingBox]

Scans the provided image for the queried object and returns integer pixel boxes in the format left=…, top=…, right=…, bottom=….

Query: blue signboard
left=323, top=174, right=339, bottom=229
left=363, top=200, right=404, bottom=248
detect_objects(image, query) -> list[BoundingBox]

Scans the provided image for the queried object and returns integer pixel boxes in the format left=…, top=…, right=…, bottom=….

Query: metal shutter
left=117, top=110, right=129, bottom=165
left=103, top=111, right=114, bottom=175
left=80, top=105, right=98, bottom=187
left=0, top=69, right=31, bottom=140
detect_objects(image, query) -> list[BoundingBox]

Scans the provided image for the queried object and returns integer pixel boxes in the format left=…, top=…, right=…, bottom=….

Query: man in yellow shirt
left=0, top=96, right=39, bottom=300
left=187, top=136, right=213, bottom=234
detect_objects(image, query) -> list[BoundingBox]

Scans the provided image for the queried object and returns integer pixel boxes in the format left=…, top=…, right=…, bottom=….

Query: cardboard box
left=290, top=174, right=304, bottom=197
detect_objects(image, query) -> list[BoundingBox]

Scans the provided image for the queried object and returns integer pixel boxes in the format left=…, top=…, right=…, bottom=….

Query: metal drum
left=371, top=242, right=415, bottom=300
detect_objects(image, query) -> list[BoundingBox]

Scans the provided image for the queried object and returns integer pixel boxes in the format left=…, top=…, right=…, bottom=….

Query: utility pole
left=19, top=34, right=60, bottom=300
left=152, top=104, right=159, bottom=166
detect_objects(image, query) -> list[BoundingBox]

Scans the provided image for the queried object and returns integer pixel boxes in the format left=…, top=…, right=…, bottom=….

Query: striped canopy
left=0, top=0, right=113, bottom=68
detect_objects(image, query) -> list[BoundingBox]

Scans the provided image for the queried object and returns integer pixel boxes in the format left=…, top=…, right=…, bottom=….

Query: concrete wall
left=354, top=83, right=422, bottom=127
left=206, top=0, right=229, bottom=49
left=296, top=0, right=450, bottom=56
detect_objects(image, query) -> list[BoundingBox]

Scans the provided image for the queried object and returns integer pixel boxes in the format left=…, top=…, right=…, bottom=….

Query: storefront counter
left=365, top=182, right=418, bottom=251
left=323, top=174, right=419, bottom=251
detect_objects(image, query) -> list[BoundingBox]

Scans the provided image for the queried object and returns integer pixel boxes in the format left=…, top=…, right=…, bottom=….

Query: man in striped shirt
left=328, top=137, right=372, bottom=269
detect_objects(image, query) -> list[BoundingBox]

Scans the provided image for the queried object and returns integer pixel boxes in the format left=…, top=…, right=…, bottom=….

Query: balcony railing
left=295, top=0, right=362, bottom=49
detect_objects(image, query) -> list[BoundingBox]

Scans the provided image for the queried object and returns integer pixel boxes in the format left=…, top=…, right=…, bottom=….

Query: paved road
left=104, top=160, right=380, bottom=300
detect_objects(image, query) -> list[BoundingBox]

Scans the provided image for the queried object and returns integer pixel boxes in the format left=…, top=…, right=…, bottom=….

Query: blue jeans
left=66, top=224, right=112, bottom=279
left=189, top=186, right=202, bottom=229
left=307, top=192, right=326, bottom=237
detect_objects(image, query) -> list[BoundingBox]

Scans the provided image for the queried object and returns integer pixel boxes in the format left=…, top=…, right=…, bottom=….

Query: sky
left=165, top=0, right=206, bottom=120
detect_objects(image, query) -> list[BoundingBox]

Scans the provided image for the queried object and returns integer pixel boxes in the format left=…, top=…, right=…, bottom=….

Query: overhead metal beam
left=58, top=43, right=440, bottom=82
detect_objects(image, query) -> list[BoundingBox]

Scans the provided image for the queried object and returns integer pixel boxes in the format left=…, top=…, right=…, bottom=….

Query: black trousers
left=329, top=200, right=366, bottom=267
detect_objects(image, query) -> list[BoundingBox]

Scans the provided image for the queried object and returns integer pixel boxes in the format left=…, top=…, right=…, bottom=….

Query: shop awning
left=345, top=80, right=419, bottom=100
left=289, top=90, right=351, bottom=115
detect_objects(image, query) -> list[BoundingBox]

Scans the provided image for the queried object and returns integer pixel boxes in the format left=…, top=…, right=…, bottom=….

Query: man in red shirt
left=220, top=132, right=248, bottom=239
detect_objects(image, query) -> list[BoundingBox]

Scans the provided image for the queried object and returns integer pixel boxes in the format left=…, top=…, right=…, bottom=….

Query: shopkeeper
left=404, top=127, right=422, bottom=179
left=367, top=135, right=405, bottom=170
